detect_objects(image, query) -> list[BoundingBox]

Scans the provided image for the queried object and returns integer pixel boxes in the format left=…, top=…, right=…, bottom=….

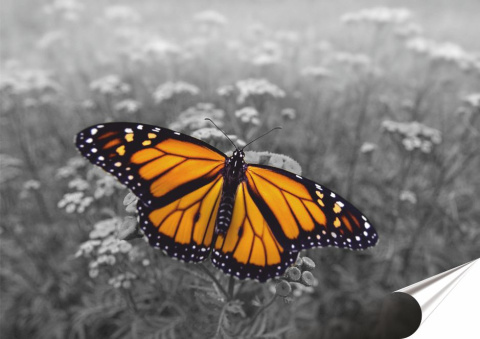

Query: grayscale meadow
left=1, top=1, right=479, bottom=338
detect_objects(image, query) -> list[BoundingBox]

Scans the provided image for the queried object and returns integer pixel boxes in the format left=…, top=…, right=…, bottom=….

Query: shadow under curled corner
left=317, top=258, right=479, bottom=339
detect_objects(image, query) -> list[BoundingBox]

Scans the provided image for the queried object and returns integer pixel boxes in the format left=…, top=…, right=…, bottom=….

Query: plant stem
left=228, top=276, right=235, bottom=300
left=198, top=264, right=230, bottom=301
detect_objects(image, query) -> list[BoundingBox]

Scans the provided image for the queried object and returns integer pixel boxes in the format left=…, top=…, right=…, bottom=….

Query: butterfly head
left=225, top=149, right=247, bottom=182
left=229, top=149, right=246, bottom=166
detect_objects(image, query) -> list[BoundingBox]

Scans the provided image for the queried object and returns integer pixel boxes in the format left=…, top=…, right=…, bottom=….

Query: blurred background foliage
left=1, top=0, right=479, bottom=338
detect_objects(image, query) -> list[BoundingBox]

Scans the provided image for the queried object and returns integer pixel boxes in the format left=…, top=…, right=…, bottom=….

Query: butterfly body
left=217, top=150, right=247, bottom=234
left=75, top=122, right=378, bottom=282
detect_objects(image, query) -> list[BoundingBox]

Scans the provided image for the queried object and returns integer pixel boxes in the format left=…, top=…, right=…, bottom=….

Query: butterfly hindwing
left=245, top=165, right=378, bottom=251
left=211, top=182, right=298, bottom=282
left=75, top=122, right=226, bottom=208
left=137, top=175, right=224, bottom=262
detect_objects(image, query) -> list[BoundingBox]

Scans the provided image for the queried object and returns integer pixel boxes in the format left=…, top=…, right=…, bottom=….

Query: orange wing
left=138, top=175, right=223, bottom=262
left=211, top=181, right=298, bottom=281
left=75, top=122, right=226, bottom=208
left=244, top=165, right=378, bottom=251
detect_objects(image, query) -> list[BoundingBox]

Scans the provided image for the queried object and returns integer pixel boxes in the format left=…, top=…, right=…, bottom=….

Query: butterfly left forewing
left=211, top=181, right=298, bottom=282
left=137, top=175, right=224, bottom=262
left=75, top=122, right=226, bottom=208
left=245, top=165, right=378, bottom=251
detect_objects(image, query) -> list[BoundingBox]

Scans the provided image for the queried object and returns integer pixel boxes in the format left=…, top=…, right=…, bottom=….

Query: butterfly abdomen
left=216, top=194, right=235, bottom=234
left=216, top=150, right=247, bottom=234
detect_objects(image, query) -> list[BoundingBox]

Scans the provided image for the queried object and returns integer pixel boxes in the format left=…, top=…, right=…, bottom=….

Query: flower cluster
left=92, top=174, right=125, bottom=199
left=382, top=120, right=442, bottom=153
left=244, top=151, right=302, bottom=175
left=192, top=128, right=246, bottom=150
left=0, top=65, right=60, bottom=96
left=216, top=84, right=236, bottom=97
left=43, top=0, right=84, bottom=22
left=281, top=108, right=296, bottom=120
left=75, top=217, right=136, bottom=279
left=400, top=190, right=417, bottom=204
left=462, top=93, right=480, bottom=109
left=235, top=107, right=261, bottom=126
left=56, top=157, right=87, bottom=179
left=114, top=99, right=141, bottom=114
left=394, top=22, right=423, bottom=38
left=141, top=38, right=182, bottom=60
left=406, top=38, right=479, bottom=71
left=235, top=78, right=285, bottom=104
left=360, top=142, right=377, bottom=154
left=90, top=75, right=131, bottom=96
left=57, top=191, right=93, bottom=213
left=108, top=272, right=137, bottom=289
left=153, top=81, right=199, bottom=104
left=169, top=103, right=225, bottom=132
left=0, top=153, right=22, bottom=184
left=333, top=52, right=371, bottom=68
left=301, top=66, right=331, bottom=79
left=249, top=41, right=282, bottom=67
left=193, top=10, right=228, bottom=27
left=341, top=7, right=412, bottom=26
left=19, top=180, right=41, bottom=199
left=104, top=5, right=141, bottom=24
left=273, top=256, right=317, bottom=301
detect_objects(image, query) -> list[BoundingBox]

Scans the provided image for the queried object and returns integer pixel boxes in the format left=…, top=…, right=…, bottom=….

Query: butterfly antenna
left=204, top=118, right=238, bottom=150
left=242, top=126, right=282, bottom=150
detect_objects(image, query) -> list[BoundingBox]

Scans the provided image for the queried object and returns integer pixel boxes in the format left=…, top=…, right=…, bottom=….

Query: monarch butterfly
left=75, top=122, right=378, bottom=282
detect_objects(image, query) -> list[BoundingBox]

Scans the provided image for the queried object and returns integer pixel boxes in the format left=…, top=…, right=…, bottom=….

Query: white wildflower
left=104, top=5, right=141, bottom=24
left=235, top=107, right=261, bottom=125
left=142, top=38, right=181, bottom=59
left=341, top=7, right=412, bottom=26
left=360, top=142, right=377, bottom=154
left=382, top=120, right=441, bottom=153
left=68, top=177, right=90, bottom=191
left=216, top=84, right=236, bottom=97
left=90, top=75, right=130, bottom=96
left=89, top=218, right=119, bottom=239
left=236, top=78, right=285, bottom=104
left=301, top=66, right=331, bottom=79
left=43, top=0, right=84, bottom=21
left=169, top=103, right=224, bottom=131
left=400, top=190, right=417, bottom=204
left=153, top=81, right=199, bottom=104
left=114, top=99, right=141, bottom=114
left=281, top=108, right=296, bottom=120
left=462, top=93, right=480, bottom=108
left=193, top=10, right=227, bottom=26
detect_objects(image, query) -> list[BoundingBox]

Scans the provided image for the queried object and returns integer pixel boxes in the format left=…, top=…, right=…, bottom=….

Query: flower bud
left=275, top=280, right=292, bottom=297
left=123, top=192, right=137, bottom=206
left=301, top=271, right=315, bottom=286
left=301, top=256, right=316, bottom=271
left=294, top=256, right=304, bottom=267
left=285, top=266, right=301, bottom=281
left=125, top=202, right=137, bottom=214
left=118, top=217, right=141, bottom=240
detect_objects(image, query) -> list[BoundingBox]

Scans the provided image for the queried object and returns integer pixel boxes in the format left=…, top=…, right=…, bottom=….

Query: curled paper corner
left=396, top=258, right=480, bottom=338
